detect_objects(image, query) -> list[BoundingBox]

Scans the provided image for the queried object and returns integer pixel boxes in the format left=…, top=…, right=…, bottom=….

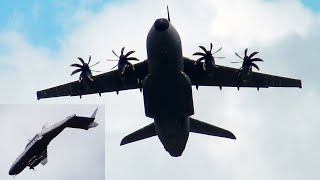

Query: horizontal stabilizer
left=121, top=123, right=156, bottom=146
left=88, top=122, right=98, bottom=128
left=190, top=118, right=236, bottom=139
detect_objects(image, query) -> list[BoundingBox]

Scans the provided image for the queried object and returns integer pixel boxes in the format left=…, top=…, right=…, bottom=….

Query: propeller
left=232, top=48, right=263, bottom=71
left=70, top=55, right=100, bottom=81
left=107, top=47, right=139, bottom=74
left=193, top=43, right=224, bottom=67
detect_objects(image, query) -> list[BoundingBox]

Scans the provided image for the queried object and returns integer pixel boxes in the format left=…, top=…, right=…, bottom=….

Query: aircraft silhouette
left=9, top=108, right=98, bottom=175
left=37, top=7, right=301, bottom=157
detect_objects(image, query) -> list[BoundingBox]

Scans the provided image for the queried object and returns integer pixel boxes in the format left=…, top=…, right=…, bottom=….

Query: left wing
left=37, top=61, right=148, bottom=99
left=184, top=57, right=302, bottom=89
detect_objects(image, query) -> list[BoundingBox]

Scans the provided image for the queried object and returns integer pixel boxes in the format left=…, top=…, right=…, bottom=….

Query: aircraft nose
left=9, top=167, right=15, bottom=175
left=154, top=18, right=169, bottom=31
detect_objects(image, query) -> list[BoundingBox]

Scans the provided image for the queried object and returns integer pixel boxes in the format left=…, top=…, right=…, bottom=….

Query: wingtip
left=36, top=91, right=41, bottom=100
left=231, top=134, right=237, bottom=140
left=299, top=80, right=302, bottom=88
left=120, top=139, right=126, bottom=146
left=227, top=130, right=237, bottom=140
left=120, top=136, right=130, bottom=146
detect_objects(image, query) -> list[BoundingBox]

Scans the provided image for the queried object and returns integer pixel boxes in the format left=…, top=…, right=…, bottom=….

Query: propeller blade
left=126, top=57, right=139, bottom=61
left=89, top=61, right=100, bottom=67
left=196, top=56, right=206, bottom=62
left=210, top=43, right=213, bottom=52
left=244, top=48, right=248, bottom=57
left=199, top=46, right=207, bottom=53
left=70, top=63, right=83, bottom=68
left=125, top=61, right=133, bottom=66
left=88, top=55, right=91, bottom=64
left=214, top=56, right=225, bottom=59
left=121, top=47, right=125, bottom=56
left=106, top=59, right=119, bottom=61
left=212, top=47, right=222, bottom=54
left=249, top=51, right=259, bottom=59
left=235, top=52, right=243, bottom=60
left=124, top=51, right=135, bottom=58
left=78, top=57, right=85, bottom=65
left=111, top=64, right=118, bottom=70
left=85, top=71, right=93, bottom=81
left=71, top=68, right=82, bottom=76
left=91, top=70, right=101, bottom=72
left=112, top=50, right=119, bottom=58
left=193, top=52, right=205, bottom=56
left=251, top=58, right=263, bottom=62
left=251, top=63, right=260, bottom=70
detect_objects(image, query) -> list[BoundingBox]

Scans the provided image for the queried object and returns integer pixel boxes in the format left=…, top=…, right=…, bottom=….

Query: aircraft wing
left=183, top=57, right=302, bottom=89
left=37, top=61, right=148, bottom=99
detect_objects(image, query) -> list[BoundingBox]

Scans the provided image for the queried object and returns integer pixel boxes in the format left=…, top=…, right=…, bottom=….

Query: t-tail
left=66, top=108, right=99, bottom=130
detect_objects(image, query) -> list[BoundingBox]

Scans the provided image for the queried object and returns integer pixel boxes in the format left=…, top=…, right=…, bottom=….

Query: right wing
left=37, top=61, right=148, bottom=99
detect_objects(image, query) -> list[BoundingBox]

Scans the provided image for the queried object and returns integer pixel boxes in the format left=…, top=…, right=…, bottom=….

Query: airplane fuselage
left=9, top=113, right=99, bottom=175
left=9, top=119, right=69, bottom=175
left=142, top=18, right=194, bottom=156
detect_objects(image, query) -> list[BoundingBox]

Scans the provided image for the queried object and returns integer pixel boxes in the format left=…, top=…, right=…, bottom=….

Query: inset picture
left=1, top=105, right=104, bottom=179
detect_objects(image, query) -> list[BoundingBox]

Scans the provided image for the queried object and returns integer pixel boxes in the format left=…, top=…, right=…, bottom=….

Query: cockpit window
left=25, top=134, right=39, bottom=149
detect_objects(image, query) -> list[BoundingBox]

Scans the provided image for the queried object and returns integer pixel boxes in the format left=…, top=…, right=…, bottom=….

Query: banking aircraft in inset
left=9, top=108, right=98, bottom=176
left=37, top=7, right=301, bottom=157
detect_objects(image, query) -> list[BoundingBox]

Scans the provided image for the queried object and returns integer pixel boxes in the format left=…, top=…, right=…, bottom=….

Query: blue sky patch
left=301, top=0, right=320, bottom=12
left=0, top=0, right=318, bottom=50
left=0, top=0, right=115, bottom=49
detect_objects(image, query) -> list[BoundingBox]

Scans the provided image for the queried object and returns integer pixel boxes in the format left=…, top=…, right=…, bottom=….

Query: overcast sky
left=0, top=0, right=319, bottom=180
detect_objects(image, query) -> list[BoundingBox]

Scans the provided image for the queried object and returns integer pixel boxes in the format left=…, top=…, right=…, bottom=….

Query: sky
left=0, top=105, right=105, bottom=180
left=0, top=0, right=319, bottom=179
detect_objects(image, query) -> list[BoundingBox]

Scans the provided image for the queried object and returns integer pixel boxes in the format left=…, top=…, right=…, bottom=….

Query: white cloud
left=0, top=0, right=319, bottom=179
left=209, top=0, right=316, bottom=49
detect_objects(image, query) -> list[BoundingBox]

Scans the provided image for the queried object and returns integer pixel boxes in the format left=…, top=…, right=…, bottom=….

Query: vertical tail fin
left=88, top=108, right=99, bottom=128
left=91, top=108, right=98, bottom=118
left=167, top=5, right=170, bottom=22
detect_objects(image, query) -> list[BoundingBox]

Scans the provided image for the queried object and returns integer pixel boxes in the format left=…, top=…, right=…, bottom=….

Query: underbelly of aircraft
left=142, top=71, right=194, bottom=118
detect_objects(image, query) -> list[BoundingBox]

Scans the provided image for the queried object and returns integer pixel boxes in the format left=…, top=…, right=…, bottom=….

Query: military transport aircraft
left=9, top=108, right=98, bottom=176
left=37, top=7, right=301, bottom=157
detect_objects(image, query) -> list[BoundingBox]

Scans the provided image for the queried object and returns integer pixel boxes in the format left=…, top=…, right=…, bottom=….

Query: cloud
left=209, top=0, right=316, bottom=49
left=0, top=0, right=319, bottom=179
